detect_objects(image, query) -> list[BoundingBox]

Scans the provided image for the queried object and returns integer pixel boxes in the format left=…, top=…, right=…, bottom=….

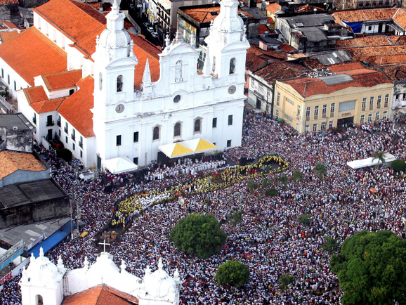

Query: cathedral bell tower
left=204, top=0, right=249, bottom=83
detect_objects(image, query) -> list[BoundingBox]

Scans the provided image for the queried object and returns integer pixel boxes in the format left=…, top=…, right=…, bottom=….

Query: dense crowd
left=2, top=112, right=406, bottom=305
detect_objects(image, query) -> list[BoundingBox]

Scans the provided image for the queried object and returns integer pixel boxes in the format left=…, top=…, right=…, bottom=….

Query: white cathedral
left=20, top=247, right=181, bottom=305
left=3, top=0, right=249, bottom=169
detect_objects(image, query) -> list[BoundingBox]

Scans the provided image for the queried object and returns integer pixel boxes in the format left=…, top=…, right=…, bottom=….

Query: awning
left=399, top=109, right=406, bottom=114
left=159, top=139, right=217, bottom=158
left=104, top=157, right=138, bottom=174
left=182, top=138, right=217, bottom=153
left=158, top=143, right=193, bottom=158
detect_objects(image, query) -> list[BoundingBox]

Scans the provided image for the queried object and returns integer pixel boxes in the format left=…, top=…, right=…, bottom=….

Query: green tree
left=226, top=210, right=243, bottom=227
left=261, top=178, right=269, bottom=190
left=215, top=260, right=250, bottom=287
left=314, top=162, right=327, bottom=179
left=320, top=236, right=339, bottom=254
left=247, top=181, right=258, bottom=193
left=278, top=274, right=295, bottom=292
left=298, top=214, right=311, bottom=226
left=331, top=230, right=406, bottom=305
left=292, top=170, right=303, bottom=183
left=266, top=188, right=279, bottom=197
left=170, top=214, right=227, bottom=259
left=391, top=159, right=406, bottom=172
left=278, top=174, right=288, bottom=186
left=372, top=151, right=386, bottom=167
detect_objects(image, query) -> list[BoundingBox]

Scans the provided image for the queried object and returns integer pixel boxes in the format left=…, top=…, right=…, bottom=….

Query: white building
left=20, top=247, right=181, bottom=305
left=8, top=0, right=249, bottom=169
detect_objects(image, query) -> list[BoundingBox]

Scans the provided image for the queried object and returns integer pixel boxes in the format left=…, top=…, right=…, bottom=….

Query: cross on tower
left=99, top=240, right=110, bottom=252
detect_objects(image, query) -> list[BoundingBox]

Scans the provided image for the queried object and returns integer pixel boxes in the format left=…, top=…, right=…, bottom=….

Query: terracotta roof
left=266, top=2, right=282, bottom=14
left=281, top=69, right=391, bottom=98
left=248, top=44, right=286, bottom=60
left=31, top=98, right=65, bottom=114
left=181, top=6, right=255, bottom=23
left=0, top=27, right=67, bottom=86
left=0, top=151, right=45, bottom=180
left=393, top=8, right=406, bottom=29
left=0, top=0, right=18, bottom=4
left=258, top=24, right=270, bottom=35
left=334, top=8, right=398, bottom=23
left=33, top=0, right=106, bottom=42
left=255, top=59, right=307, bottom=83
left=327, top=62, right=363, bottom=72
left=63, top=284, right=138, bottom=305
left=23, top=86, right=48, bottom=104
left=246, top=53, right=269, bottom=72
left=88, top=2, right=112, bottom=13
left=58, top=75, right=95, bottom=138
left=279, top=44, right=295, bottom=53
left=0, top=30, right=18, bottom=43
left=345, top=44, right=406, bottom=65
left=303, top=58, right=324, bottom=70
left=267, top=17, right=275, bottom=24
left=296, top=4, right=325, bottom=13
left=1, top=20, right=18, bottom=29
left=381, top=64, right=406, bottom=82
left=388, top=35, right=406, bottom=44
left=336, top=36, right=394, bottom=48
left=41, top=69, right=82, bottom=91
left=70, top=26, right=105, bottom=61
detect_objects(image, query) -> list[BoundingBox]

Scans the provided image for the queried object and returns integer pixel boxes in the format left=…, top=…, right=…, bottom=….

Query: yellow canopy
left=182, top=138, right=217, bottom=153
left=80, top=231, right=88, bottom=237
left=158, top=143, right=193, bottom=158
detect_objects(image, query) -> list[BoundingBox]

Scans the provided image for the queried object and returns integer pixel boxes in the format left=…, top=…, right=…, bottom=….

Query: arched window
left=212, top=56, right=216, bottom=73
left=229, top=58, right=236, bottom=74
left=174, top=122, right=181, bottom=137
left=36, top=295, right=44, bottom=305
left=194, top=118, right=202, bottom=133
left=99, top=73, right=102, bottom=90
left=153, top=126, right=160, bottom=140
left=117, top=75, right=123, bottom=92
left=175, top=60, right=182, bottom=82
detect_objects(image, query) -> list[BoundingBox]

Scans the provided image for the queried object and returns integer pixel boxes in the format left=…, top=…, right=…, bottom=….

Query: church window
left=227, top=140, right=232, bottom=147
left=13, top=81, right=16, bottom=91
left=212, top=118, right=217, bottom=128
left=229, top=58, right=236, bottom=74
left=212, top=56, right=216, bottom=73
left=194, top=118, right=202, bottom=133
left=1, top=68, right=3, bottom=78
left=7, top=74, right=10, bottom=85
left=174, top=122, right=181, bottom=137
left=134, top=132, right=139, bottom=143
left=153, top=126, right=160, bottom=140
left=99, top=73, right=102, bottom=90
left=117, top=75, right=123, bottom=92
left=175, top=60, right=183, bottom=82
left=35, top=295, right=44, bottom=305
left=228, top=115, right=233, bottom=126
left=116, top=135, right=122, bottom=146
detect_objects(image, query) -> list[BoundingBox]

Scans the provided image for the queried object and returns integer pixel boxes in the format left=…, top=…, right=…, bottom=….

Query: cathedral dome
left=143, top=259, right=177, bottom=299
left=25, top=249, right=59, bottom=285
left=99, top=29, right=131, bottom=49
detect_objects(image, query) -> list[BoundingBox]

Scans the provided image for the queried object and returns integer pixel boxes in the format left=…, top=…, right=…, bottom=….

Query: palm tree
left=279, top=274, right=295, bottom=292
left=292, top=170, right=303, bottom=183
left=372, top=151, right=386, bottom=167
left=314, top=162, right=327, bottom=179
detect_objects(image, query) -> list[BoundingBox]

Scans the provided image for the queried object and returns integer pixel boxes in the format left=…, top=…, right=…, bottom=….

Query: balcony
left=322, top=114, right=327, bottom=118
left=57, top=119, right=61, bottom=127
left=330, top=113, right=334, bottom=117
left=362, top=107, right=366, bottom=111
left=32, top=117, right=36, bottom=124
left=79, top=141, right=83, bottom=148
left=369, top=106, right=374, bottom=110
left=46, top=120, right=54, bottom=127
left=384, top=103, right=388, bottom=108
left=377, top=104, right=381, bottom=109
left=314, top=115, right=318, bottom=120
left=306, top=117, right=310, bottom=121
left=71, top=134, right=75, bottom=141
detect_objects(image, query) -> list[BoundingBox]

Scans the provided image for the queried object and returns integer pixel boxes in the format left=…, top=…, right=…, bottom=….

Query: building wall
left=0, top=127, right=33, bottom=152
left=0, top=57, right=30, bottom=98
left=275, top=81, right=393, bottom=133
left=0, top=169, right=51, bottom=188
left=247, top=73, right=273, bottom=113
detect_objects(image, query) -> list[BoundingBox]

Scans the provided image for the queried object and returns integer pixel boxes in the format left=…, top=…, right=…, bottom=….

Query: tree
left=266, top=188, right=279, bottom=197
left=391, top=159, right=406, bottom=172
left=314, top=162, right=327, bottom=179
left=215, top=260, right=250, bottom=287
left=320, top=236, right=339, bottom=254
left=292, top=170, right=303, bottom=183
left=170, top=214, right=227, bottom=259
left=226, top=210, right=243, bottom=227
left=247, top=181, right=258, bottom=193
left=278, top=174, right=288, bottom=186
left=261, top=178, right=269, bottom=190
left=298, top=214, right=311, bottom=226
left=278, top=274, right=295, bottom=292
left=372, top=151, right=386, bottom=167
left=330, top=230, right=406, bottom=305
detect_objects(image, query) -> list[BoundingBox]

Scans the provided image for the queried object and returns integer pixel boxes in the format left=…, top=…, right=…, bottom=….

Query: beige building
left=274, top=66, right=393, bottom=133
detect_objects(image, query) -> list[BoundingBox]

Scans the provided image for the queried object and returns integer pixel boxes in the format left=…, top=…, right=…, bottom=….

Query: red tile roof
left=63, top=284, right=138, bottom=305
left=0, top=30, right=18, bottom=43
left=248, top=44, right=286, bottom=60
left=23, top=86, right=65, bottom=113
left=381, top=64, right=406, bottom=82
left=1, top=20, right=18, bottom=29
left=327, top=62, right=363, bottom=72
left=279, top=44, right=295, bottom=53
left=33, top=0, right=106, bottom=42
left=336, top=36, right=394, bottom=48
left=181, top=6, right=255, bottom=23
left=267, top=17, right=275, bottom=24
left=266, top=2, right=282, bottom=14
left=0, top=0, right=18, bottom=4
left=58, top=75, right=95, bottom=138
left=296, top=4, right=325, bottom=13
left=31, top=98, right=65, bottom=114
left=258, top=24, right=270, bottom=35
left=23, top=86, right=48, bottom=104
left=41, top=69, right=82, bottom=91
left=303, top=58, right=324, bottom=70
left=345, top=44, right=406, bottom=65
left=282, top=69, right=391, bottom=98
left=246, top=53, right=269, bottom=72
left=0, top=151, right=45, bottom=180
left=0, top=27, right=67, bottom=86
left=334, top=8, right=398, bottom=23
left=255, top=59, right=307, bottom=83
left=393, top=8, right=406, bottom=29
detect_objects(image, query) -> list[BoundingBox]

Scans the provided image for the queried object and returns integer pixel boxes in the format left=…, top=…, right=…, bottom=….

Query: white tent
left=181, top=138, right=217, bottom=153
left=104, top=157, right=138, bottom=174
left=347, top=153, right=397, bottom=169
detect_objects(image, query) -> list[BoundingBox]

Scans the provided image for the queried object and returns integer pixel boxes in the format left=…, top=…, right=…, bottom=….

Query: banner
left=0, top=240, right=24, bottom=272
left=0, top=272, right=12, bottom=285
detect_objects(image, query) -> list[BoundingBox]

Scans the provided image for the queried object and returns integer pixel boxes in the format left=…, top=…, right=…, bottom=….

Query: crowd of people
left=2, top=112, right=406, bottom=305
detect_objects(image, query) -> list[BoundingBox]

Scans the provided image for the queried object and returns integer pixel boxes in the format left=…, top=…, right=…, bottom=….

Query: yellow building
left=274, top=66, right=394, bottom=133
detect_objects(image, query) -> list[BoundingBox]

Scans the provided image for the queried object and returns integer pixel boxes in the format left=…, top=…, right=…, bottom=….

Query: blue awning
left=342, top=20, right=363, bottom=33
left=28, top=221, right=73, bottom=257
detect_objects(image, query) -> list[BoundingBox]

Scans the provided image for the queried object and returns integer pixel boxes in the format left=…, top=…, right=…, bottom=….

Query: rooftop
left=0, top=20, right=18, bottom=29
left=381, top=64, right=406, bottom=82
left=336, top=36, right=396, bottom=48
left=180, top=6, right=255, bottom=24
left=282, top=14, right=335, bottom=28
left=296, top=4, right=325, bottom=13
left=266, top=2, right=283, bottom=14
left=281, top=68, right=391, bottom=98
left=254, top=59, right=307, bottom=83
left=0, top=30, right=18, bottom=43
left=0, top=151, right=45, bottom=181
left=0, top=113, right=33, bottom=131
left=41, top=69, right=82, bottom=91
left=0, top=27, right=67, bottom=86
left=334, top=8, right=398, bottom=23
